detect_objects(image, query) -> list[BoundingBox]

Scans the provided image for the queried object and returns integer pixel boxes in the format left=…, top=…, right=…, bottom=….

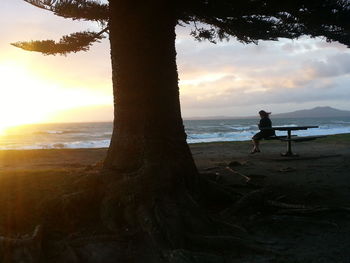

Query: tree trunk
left=104, top=1, right=197, bottom=181
left=97, top=2, right=207, bottom=253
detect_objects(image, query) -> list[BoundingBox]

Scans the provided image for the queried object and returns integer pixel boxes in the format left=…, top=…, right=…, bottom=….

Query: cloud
left=305, top=53, right=350, bottom=78
left=176, top=26, right=350, bottom=116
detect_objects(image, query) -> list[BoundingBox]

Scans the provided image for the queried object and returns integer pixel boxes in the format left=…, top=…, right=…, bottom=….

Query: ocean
left=1, top=117, right=350, bottom=150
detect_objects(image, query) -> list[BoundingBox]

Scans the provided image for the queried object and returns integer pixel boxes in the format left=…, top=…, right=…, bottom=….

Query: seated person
left=251, top=110, right=275, bottom=154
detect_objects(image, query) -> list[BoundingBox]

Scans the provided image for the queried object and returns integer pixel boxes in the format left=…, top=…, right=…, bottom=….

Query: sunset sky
left=1, top=0, right=350, bottom=129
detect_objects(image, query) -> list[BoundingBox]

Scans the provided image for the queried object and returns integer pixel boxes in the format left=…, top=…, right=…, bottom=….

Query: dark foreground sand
left=0, top=134, right=349, bottom=262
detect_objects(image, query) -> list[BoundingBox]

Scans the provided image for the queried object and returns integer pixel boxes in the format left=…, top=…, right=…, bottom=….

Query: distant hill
left=184, top=106, right=350, bottom=120
left=273, top=106, right=350, bottom=118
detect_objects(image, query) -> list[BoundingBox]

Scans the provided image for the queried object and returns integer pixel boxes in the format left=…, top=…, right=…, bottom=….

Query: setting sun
left=0, top=62, right=50, bottom=131
left=0, top=61, right=111, bottom=132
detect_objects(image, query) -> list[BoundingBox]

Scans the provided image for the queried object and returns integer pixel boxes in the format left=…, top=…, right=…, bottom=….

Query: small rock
left=228, top=161, right=243, bottom=167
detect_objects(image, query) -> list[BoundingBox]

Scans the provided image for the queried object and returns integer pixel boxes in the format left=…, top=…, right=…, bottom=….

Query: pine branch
left=23, top=0, right=109, bottom=22
left=184, top=0, right=350, bottom=47
left=11, top=28, right=108, bottom=55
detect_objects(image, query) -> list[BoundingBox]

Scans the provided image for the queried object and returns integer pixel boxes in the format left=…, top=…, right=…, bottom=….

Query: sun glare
left=0, top=63, right=48, bottom=132
left=0, top=61, right=111, bottom=134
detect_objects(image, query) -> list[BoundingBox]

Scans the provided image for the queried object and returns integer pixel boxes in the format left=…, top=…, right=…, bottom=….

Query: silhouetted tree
left=12, top=1, right=350, bottom=262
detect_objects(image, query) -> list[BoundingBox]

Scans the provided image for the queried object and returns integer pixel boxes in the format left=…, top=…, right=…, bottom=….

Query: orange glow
left=0, top=60, right=111, bottom=133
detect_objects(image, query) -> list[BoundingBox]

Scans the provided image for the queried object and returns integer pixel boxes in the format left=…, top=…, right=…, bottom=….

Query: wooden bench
left=279, top=135, right=327, bottom=142
left=259, top=126, right=324, bottom=156
left=263, top=134, right=327, bottom=156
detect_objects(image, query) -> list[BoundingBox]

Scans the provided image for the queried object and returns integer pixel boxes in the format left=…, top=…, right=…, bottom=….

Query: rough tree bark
left=104, top=1, right=196, bottom=178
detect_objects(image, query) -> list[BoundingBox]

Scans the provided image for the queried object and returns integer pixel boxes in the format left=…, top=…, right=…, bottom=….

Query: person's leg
left=251, top=139, right=260, bottom=153
left=251, top=132, right=262, bottom=153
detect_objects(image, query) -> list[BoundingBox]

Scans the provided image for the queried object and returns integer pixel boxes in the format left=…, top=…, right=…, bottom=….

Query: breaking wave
left=0, top=117, right=349, bottom=149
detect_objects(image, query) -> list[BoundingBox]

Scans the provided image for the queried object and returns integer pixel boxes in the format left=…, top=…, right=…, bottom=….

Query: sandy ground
left=192, top=136, right=350, bottom=262
left=0, top=134, right=349, bottom=262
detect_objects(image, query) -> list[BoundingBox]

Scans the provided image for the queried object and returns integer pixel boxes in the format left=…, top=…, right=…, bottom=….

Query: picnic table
left=270, top=126, right=323, bottom=156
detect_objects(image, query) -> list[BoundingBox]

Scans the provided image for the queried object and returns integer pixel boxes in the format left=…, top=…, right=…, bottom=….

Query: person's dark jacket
left=258, top=116, right=275, bottom=136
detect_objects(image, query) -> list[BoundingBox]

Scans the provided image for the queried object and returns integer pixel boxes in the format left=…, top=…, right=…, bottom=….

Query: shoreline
left=1, top=133, right=349, bottom=172
left=0, top=132, right=349, bottom=151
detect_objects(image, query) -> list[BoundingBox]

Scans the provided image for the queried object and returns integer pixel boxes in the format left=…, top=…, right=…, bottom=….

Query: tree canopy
left=13, top=0, right=350, bottom=55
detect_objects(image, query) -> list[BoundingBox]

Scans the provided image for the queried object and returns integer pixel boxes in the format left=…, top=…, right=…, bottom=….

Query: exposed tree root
left=220, top=189, right=268, bottom=219
left=4, top=165, right=348, bottom=262
left=251, top=215, right=339, bottom=228
left=186, top=234, right=277, bottom=255
left=276, top=206, right=350, bottom=216
left=266, top=200, right=313, bottom=209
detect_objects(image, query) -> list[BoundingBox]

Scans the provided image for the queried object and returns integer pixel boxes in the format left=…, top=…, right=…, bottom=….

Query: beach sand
left=0, top=134, right=349, bottom=262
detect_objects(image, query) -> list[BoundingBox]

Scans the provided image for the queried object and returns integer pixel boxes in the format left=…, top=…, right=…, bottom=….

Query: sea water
left=1, top=117, right=350, bottom=150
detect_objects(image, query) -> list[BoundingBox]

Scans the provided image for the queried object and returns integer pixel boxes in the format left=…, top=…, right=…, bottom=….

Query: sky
left=0, top=0, right=350, bottom=128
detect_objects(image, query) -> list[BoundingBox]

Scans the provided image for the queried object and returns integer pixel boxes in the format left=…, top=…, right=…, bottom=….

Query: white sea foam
left=0, top=140, right=111, bottom=150
left=279, top=126, right=350, bottom=137
left=0, top=118, right=349, bottom=149
left=187, top=130, right=255, bottom=143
